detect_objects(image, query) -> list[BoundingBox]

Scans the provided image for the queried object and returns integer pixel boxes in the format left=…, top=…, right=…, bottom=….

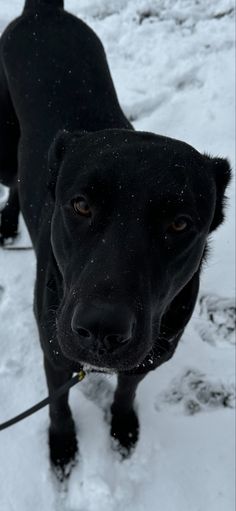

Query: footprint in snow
left=156, top=368, right=235, bottom=415
left=0, top=285, right=4, bottom=304
left=196, top=294, right=235, bottom=346
left=0, top=357, right=23, bottom=377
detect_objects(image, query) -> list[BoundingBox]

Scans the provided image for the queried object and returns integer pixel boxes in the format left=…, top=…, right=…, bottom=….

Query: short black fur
left=0, top=0, right=231, bottom=473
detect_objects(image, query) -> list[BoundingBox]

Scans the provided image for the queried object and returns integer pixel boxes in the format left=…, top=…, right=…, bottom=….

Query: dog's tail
left=23, top=0, right=64, bottom=11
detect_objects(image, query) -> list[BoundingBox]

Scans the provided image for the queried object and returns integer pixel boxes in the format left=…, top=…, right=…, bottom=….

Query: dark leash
left=0, top=370, right=86, bottom=432
left=3, top=246, right=33, bottom=251
left=0, top=242, right=84, bottom=430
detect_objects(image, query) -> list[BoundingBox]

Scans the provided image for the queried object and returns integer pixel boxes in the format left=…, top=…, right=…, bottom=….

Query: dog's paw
left=0, top=211, right=19, bottom=246
left=0, top=227, right=18, bottom=247
left=0, top=227, right=19, bottom=246
left=110, top=406, right=139, bottom=457
left=49, top=426, right=78, bottom=480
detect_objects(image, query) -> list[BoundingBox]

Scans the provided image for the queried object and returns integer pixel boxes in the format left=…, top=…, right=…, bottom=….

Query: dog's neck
left=24, top=0, right=64, bottom=12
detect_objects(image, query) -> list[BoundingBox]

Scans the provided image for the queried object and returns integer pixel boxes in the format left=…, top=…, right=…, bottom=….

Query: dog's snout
left=71, top=302, right=134, bottom=352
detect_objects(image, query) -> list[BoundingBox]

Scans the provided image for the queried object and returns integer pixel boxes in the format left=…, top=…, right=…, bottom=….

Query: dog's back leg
left=0, top=179, right=20, bottom=243
left=0, top=53, right=20, bottom=243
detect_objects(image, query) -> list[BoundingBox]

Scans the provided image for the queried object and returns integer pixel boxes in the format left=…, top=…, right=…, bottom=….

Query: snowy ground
left=0, top=1, right=235, bottom=510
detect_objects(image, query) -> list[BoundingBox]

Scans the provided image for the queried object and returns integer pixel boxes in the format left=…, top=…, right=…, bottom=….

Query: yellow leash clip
left=77, top=369, right=86, bottom=382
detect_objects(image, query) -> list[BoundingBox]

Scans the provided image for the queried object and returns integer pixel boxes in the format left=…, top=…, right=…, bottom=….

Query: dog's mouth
left=54, top=296, right=179, bottom=373
left=55, top=289, right=155, bottom=372
left=57, top=332, right=144, bottom=372
left=56, top=331, right=176, bottom=375
left=56, top=313, right=152, bottom=373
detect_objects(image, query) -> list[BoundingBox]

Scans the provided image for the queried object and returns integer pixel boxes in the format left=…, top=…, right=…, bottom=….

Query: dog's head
left=48, top=129, right=231, bottom=372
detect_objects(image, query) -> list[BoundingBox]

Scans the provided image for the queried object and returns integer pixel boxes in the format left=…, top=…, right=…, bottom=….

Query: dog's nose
left=71, top=303, right=134, bottom=352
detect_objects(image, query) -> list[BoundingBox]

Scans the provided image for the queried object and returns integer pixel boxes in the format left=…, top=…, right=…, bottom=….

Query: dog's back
left=0, top=0, right=130, bottom=241
left=1, top=0, right=129, bottom=134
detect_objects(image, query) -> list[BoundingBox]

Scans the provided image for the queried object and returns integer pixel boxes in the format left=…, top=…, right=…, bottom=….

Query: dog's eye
left=72, top=197, right=91, bottom=217
left=169, top=216, right=190, bottom=233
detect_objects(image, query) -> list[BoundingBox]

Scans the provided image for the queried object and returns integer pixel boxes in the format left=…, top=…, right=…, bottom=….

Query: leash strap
left=0, top=370, right=86, bottom=432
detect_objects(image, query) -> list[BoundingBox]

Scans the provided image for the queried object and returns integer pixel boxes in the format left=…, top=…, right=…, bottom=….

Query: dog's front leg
left=111, top=373, right=146, bottom=453
left=44, top=356, right=78, bottom=473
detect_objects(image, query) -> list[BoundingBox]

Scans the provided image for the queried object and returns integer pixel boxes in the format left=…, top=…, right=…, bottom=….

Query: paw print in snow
left=0, top=285, right=4, bottom=304
left=158, top=368, right=235, bottom=415
left=196, top=294, right=235, bottom=346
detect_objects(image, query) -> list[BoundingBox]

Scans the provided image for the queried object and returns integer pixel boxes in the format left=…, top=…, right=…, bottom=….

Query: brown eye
left=72, top=197, right=91, bottom=217
left=170, top=217, right=189, bottom=233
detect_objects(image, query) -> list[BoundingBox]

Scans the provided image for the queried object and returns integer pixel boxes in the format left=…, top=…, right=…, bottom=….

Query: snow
left=0, top=1, right=235, bottom=510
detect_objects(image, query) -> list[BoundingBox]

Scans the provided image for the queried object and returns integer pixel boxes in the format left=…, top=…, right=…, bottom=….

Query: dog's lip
left=57, top=323, right=152, bottom=372
left=59, top=340, right=141, bottom=372
left=58, top=339, right=125, bottom=371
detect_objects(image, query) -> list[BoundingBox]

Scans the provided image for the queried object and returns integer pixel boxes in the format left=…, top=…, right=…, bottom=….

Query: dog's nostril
left=104, top=333, right=131, bottom=347
left=106, top=334, right=120, bottom=344
left=77, top=327, right=91, bottom=339
left=120, top=336, right=130, bottom=344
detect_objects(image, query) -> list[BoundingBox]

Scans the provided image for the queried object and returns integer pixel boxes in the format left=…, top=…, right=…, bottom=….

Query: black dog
left=0, top=0, right=231, bottom=473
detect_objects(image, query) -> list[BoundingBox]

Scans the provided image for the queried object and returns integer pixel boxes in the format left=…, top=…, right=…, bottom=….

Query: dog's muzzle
left=71, top=302, right=135, bottom=355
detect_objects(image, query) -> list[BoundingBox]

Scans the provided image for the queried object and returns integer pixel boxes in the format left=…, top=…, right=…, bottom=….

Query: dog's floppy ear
left=207, top=156, right=232, bottom=232
left=48, top=130, right=71, bottom=199
left=48, top=129, right=87, bottom=198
